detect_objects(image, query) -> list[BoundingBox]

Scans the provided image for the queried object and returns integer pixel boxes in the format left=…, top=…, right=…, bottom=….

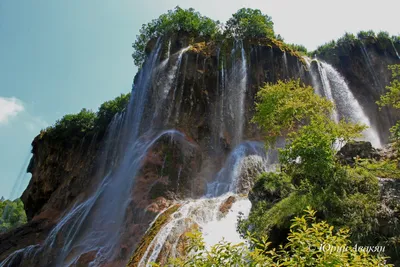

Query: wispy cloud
left=0, top=97, right=24, bottom=124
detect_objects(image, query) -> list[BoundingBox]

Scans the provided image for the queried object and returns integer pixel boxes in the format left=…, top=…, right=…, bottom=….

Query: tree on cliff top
left=132, top=6, right=219, bottom=66
left=225, top=8, right=275, bottom=39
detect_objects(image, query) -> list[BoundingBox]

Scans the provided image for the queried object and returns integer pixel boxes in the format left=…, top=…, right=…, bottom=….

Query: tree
left=377, top=64, right=400, bottom=150
left=132, top=6, right=219, bottom=66
left=0, top=198, right=27, bottom=233
left=241, top=79, right=378, bottom=248
left=252, top=79, right=334, bottom=147
left=225, top=8, right=275, bottom=39
left=163, top=208, right=391, bottom=266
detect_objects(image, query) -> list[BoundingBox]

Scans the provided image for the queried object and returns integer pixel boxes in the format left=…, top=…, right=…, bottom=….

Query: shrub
left=225, top=8, right=274, bottom=39
left=164, top=208, right=391, bottom=266
left=0, top=198, right=27, bottom=233
left=42, top=92, right=131, bottom=143
left=132, top=6, right=219, bottom=66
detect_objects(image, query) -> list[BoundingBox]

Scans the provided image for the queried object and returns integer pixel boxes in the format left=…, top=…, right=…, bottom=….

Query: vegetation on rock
left=132, top=6, right=220, bottom=66
left=41, top=92, right=130, bottom=144
left=313, top=31, right=400, bottom=59
left=239, top=79, right=396, bottom=262
left=0, top=198, right=27, bottom=233
left=132, top=7, right=308, bottom=67
left=225, top=8, right=274, bottom=39
left=378, top=65, right=400, bottom=152
left=163, top=208, right=390, bottom=266
left=127, top=204, right=180, bottom=267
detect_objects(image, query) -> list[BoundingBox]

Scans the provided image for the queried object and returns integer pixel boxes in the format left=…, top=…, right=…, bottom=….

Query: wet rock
left=219, top=196, right=236, bottom=214
left=337, top=141, right=380, bottom=165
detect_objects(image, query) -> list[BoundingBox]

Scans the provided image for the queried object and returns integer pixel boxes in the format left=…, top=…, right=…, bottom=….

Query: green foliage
left=280, top=115, right=365, bottom=178
left=225, top=8, right=275, bottom=39
left=252, top=79, right=334, bottom=147
left=43, top=108, right=97, bottom=142
left=247, top=79, right=378, bottom=249
left=96, top=93, right=131, bottom=128
left=313, top=30, right=399, bottom=58
left=377, top=64, right=400, bottom=152
left=356, top=158, right=400, bottom=179
left=357, top=30, right=377, bottom=40
left=42, top=92, right=131, bottom=143
left=377, top=65, right=400, bottom=109
left=285, top=43, right=308, bottom=55
left=0, top=198, right=27, bottom=233
left=132, top=6, right=219, bottom=66
left=164, top=208, right=391, bottom=266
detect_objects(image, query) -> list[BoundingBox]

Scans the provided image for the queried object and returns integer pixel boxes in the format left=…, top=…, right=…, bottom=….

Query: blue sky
left=0, top=0, right=399, bottom=199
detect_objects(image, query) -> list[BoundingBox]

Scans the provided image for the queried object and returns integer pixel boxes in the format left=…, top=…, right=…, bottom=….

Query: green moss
left=127, top=204, right=181, bottom=267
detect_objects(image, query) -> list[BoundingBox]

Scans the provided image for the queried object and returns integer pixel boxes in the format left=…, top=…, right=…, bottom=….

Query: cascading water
left=391, top=40, right=400, bottom=59
left=0, top=38, right=198, bottom=267
left=134, top=41, right=275, bottom=266
left=360, top=42, right=382, bottom=91
left=9, top=151, right=32, bottom=200
left=225, top=41, right=248, bottom=147
left=320, top=61, right=382, bottom=147
left=282, top=52, right=289, bottom=78
left=206, top=141, right=267, bottom=197
left=305, top=56, right=382, bottom=147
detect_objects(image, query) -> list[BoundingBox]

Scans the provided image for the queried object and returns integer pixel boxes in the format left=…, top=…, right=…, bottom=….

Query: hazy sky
left=0, top=0, right=399, bottom=199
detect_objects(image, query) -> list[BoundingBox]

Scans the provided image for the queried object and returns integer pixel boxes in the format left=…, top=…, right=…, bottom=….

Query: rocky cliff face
left=1, top=32, right=399, bottom=265
left=316, top=37, right=400, bottom=142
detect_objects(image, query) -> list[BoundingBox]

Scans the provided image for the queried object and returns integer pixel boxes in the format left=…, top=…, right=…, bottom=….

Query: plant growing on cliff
left=377, top=65, right=400, bottom=109
left=245, top=79, right=380, bottom=248
left=225, top=8, right=274, bottom=39
left=252, top=79, right=334, bottom=147
left=377, top=64, right=400, bottom=151
left=42, top=92, right=131, bottom=143
left=164, top=208, right=391, bottom=266
left=0, top=198, right=27, bottom=232
left=132, top=6, right=219, bottom=66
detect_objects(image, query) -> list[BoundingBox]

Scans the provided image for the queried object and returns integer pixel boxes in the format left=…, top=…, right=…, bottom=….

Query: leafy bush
left=132, top=6, right=219, bottom=66
left=377, top=64, right=400, bottom=152
left=0, top=198, right=27, bottom=233
left=96, top=93, right=131, bottom=129
left=314, top=31, right=397, bottom=58
left=358, top=30, right=376, bottom=40
left=252, top=79, right=334, bottom=146
left=356, top=158, right=400, bottom=178
left=377, top=65, right=400, bottom=109
left=42, top=92, right=131, bottom=143
left=286, top=43, right=308, bottom=55
left=244, top=79, right=378, bottom=249
left=163, top=208, right=391, bottom=266
left=43, top=108, right=97, bottom=142
left=225, top=8, right=275, bottom=39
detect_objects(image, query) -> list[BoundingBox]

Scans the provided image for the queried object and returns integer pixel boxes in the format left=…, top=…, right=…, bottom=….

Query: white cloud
left=0, top=97, right=24, bottom=124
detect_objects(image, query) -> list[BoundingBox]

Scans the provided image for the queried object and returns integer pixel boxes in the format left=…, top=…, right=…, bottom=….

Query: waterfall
left=206, top=141, right=267, bottom=197
left=360, top=42, right=382, bottom=91
left=390, top=40, right=400, bottom=59
left=137, top=195, right=252, bottom=266
left=9, top=151, right=32, bottom=200
left=305, top=56, right=382, bottom=148
left=225, top=41, right=248, bottom=147
left=319, top=61, right=382, bottom=147
left=283, top=52, right=289, bottom=78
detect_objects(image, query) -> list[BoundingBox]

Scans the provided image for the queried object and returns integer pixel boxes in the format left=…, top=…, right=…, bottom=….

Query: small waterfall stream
left=305, top=57, right=382, bottom=147
left=360, top=42, right=382, bottom=91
